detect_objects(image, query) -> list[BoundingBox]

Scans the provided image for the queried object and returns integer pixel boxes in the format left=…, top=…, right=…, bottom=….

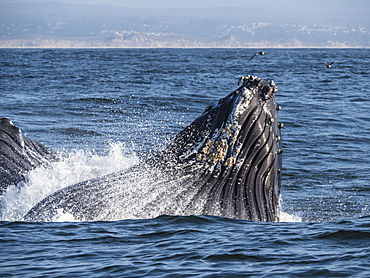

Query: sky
left=1, top=0, right=369, bottom=28
left=2, top=0, right=369, bottom=9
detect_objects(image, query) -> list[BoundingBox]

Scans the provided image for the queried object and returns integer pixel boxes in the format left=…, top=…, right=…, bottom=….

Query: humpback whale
left=0, top=118, right=57, bottom=195
left=1, top=75, right=282, bottom=222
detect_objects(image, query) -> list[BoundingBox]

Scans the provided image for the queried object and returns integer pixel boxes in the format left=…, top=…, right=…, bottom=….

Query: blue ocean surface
left=0, top=48, right=369, bottom=277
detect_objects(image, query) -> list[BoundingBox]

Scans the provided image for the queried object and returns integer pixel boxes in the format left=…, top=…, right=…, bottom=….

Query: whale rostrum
left=2, top=75, right=282, bottom=222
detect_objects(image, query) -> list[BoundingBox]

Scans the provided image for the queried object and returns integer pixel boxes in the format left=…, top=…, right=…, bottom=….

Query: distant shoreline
left=1, top=46, right=368, bottom=49
left=2, top=2, right=368, bottom=50
left=1, top=37, right=367, bottom=49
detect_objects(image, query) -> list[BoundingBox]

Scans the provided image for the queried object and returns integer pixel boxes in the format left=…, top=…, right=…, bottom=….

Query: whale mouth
left=20, top=75, right=282, bottom=222
left=158, top=75, right=282, bottom=221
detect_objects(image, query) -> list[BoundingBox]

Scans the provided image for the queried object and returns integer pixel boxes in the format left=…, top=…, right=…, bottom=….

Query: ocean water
left=0, top=48, right=369, bottom=277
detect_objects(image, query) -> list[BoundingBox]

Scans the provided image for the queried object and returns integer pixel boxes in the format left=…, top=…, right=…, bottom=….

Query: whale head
left=160, top=75, right=282, bottom=221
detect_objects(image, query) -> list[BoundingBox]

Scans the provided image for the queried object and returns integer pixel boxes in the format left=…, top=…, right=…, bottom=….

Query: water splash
left=0, top=142, right=139, bottom=221
left=279, top=211, right=302, bottom=222
left=53, top=209, right=77, bottom=222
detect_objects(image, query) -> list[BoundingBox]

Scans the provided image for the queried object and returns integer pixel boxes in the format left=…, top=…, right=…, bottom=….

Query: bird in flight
left=247, top=51, right=268, bottom=63
left=323, top=61, right=336, bottom=68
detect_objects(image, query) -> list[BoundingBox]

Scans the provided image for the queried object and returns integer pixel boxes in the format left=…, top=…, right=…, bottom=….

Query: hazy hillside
left=1, top=2, right=369, bottom=48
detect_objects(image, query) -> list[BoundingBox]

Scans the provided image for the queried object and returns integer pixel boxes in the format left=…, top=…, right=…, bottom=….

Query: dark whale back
left=23, top=75, right=282, bottom=222
left=0, top=118, right=57, bottom=195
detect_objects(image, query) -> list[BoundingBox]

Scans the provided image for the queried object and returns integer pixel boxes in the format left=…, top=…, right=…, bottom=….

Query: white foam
left=0, top=142, right=139, bottom=221
left=277, top=196, right=302, bottom=222
left=279, top=211, right=302, bottom=222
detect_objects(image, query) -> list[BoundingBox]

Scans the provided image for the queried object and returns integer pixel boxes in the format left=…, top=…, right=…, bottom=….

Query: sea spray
left=0, top=142, right=138, bottom=221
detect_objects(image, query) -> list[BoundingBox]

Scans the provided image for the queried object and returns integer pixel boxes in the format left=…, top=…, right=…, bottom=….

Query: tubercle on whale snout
left=237, top=75, right=278, bottom=100
left=193, top=75, right=282, bottom=171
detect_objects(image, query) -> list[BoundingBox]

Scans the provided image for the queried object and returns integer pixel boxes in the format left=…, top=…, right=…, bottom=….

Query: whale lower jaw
left=4, top=75, right=282, bottom=222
